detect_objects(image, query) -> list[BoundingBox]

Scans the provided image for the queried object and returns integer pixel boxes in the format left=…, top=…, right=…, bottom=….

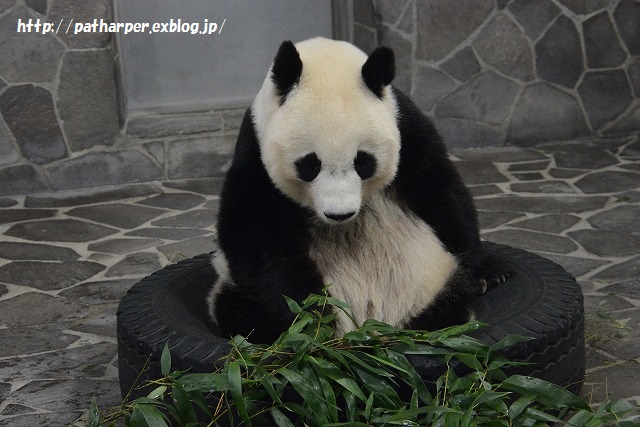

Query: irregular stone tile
left=482, top=229, right=578, bottom=254
left=594, top=257, right=640, bottom=282
left=585, top=362, right=640, bottom=402
left=416, top=0, right=494, bottom=61
left=454, top=161, right=509, bottom=185
left=158, top=236, right=215, bottom=260
left=151, top=208, right=217, bottom=228
left=588, top=204, right=640, bottom=233
left=508, top=161, right=550, bottom=172
left=0, top=85, right=66, bottom=164
left=0, top=198, right=18, bottom=208
left=556, top=0, right=610, bottom=14
left=570, top=229, right=640, bottom=257
left=599, top=281, right=640, bottom=300
left=0, top=260, right=105, bottom=290
left=453, top=147, right=547, bottom=162
left=0, top=0, right=13, bottom=14
left=621, top=138, right=640, bottom=160
left=575, top=171, right=640, bottom=194
left=0, top=293, right=92, bottom=328
left=584, top=294, right=634, bottom=313
left=58, top=50, right=119, bottom=151
left=548, top=168, right=588, bottom=179
left=353, top=0, right=376, bottom=27
left=587, top=307, right=640, bottom=362
left=353, top=23, right=376, bottom=55
left=541, top=254, right=609, bottom=278
left=25, top=183, right=160, bottom=208
left=512, top=172, right=544, bottom=181
left=468, top=184, right=504, bottom=197
left=203, top=199, right=220, bottom=210
left=143, top=141, right=164, bottom=166
left=510, top=214, right=580, bottom=234
left=5, top=218, right=117, bottom=242
left=477, top=211, right=523, bottom=230
left=605, top=104, right=640, bottom=136
left=475, top=195, right=609, bottom=213
left=0, top=382, right=8, bottom=400
left=125, top=227, right=209, bottom=240
left=0, top=118, right=18, bottom=166
left=535, top=16, right=583, bottom=88
left=7, top=379, right=120, bottom=414
left=0, top=284, right=6, bottom=298
left=473, top=13, right=534, bottom=81
left=48, top=0, right=112, bottom=48
left=163, top=177, right=224, bottom=195
left=88, top=238, right=163, bottom=255
left=413, top=66, right=456, bottom=111
left=583, top=12, right=626, bottom=69
left=510, top=180, right=575, bottom=194
left=553, top=148, right=619, bottom=170
left=508, top=83, right=588, bottom=144
left=435, top=71, right=520, bottom=125
left=0, top=164, right=49, bottom=196
left=137, top=193, right=205, bottom=210
left=508, top=0, right=560, bottom=40
left=0, top=209, right=55, bottom=224
left=0, top=403, right=34, bottom=416
left=579, top=70, right=633, bottom=130
left=127, top=111, right=223, bottom=138
left=0, top=242, right=80, bottom=261
left=0, top=8, right=65, bottom=83
left=0, top=411, right=82, bottom=427
left=66, top=203, right=166, bottom=229
left=167, top=135, right=235, bottom=179
left=105, top=252, right=161, bottom=277
left=59, top=278, right=137, bottom=304
left=0, top=341, right=116, bottom=382
left=46, top=150, right=164, bottom=191
left=0, top=327, right=79, bottom=358
left=432, top=117, right=502, bottom=149
left=614, top=0, right=640, bottom=55
left=440, top=47, right=481, bottom=82
left=70, top=304, right=117, bottom=337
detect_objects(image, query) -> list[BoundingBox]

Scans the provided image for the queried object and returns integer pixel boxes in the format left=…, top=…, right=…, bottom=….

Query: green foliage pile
left=87, top=292, right=639, bottom=426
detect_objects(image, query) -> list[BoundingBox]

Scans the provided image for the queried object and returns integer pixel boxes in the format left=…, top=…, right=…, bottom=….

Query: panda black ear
left=361, top=46, right=395, bottom=99
left=271, top=40, right=303, bottom=103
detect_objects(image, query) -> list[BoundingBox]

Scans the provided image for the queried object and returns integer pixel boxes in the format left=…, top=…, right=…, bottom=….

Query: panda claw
left=480, top=278, right=488, bottom=294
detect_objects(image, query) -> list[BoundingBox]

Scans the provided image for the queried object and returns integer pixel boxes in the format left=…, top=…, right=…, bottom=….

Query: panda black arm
left=215, top=109, right=325, bottom=334
left=390, top=88, right=507, bottom=283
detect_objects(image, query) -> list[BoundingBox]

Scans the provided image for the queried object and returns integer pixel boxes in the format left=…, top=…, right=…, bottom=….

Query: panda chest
left=308, top=195, right=458, bottom=332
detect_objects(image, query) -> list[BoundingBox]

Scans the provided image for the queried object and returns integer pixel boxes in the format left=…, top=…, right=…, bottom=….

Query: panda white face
left=252, top=38, right=400, bottom=224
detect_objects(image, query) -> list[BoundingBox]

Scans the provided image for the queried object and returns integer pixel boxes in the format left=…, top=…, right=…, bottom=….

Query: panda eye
left=295, top=153, right=321, bottom=182
left=354, top=151, right=377, bottom=180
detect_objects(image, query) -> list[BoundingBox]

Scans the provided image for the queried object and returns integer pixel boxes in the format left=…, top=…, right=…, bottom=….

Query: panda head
left=252, top=37, right=400, bottom=224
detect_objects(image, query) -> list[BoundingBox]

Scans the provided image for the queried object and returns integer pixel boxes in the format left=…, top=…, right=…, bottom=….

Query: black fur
left=361, top=46, right=395, bottom=98
left=271, top=40, right=303, bottom=104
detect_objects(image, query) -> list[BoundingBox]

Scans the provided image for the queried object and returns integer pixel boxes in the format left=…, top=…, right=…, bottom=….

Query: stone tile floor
left=0, top=136, right=639, bottom=426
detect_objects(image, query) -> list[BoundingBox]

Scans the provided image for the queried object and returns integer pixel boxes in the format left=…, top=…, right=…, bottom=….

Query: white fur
left=252, top=38, right=400, bottom=222
left=208, top=250, right=230, bottom=322
left=309, top=191, right=458, bottom=335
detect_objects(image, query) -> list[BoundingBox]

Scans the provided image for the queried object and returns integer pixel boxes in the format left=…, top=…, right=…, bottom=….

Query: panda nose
left=324, top=211, right=356, bottom=221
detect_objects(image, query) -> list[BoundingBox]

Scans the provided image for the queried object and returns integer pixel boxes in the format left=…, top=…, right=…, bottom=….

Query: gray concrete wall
left=352, top=0, right=640, bottom=149
left=1, top=0, right=638, bottom=196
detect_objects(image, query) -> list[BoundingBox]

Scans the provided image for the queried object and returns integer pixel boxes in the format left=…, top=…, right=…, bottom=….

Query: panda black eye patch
left=354, top=150, right=377, bottom=180
left=295, top=153, right=322, bottom=182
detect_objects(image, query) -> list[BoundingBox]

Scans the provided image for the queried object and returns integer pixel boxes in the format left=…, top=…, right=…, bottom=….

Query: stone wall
left=1, top=0, right=638, bottom=196
left=0, top=1, right=244, bottom=197
left=353, top=0, right=640, bottom=148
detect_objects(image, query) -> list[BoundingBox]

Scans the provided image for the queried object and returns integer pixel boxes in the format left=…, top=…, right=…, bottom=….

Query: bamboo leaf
left=87, top=397, right=100, bottom=427
left=271, top=407, right=295, bottom=427
left=508, top=394, right=536, bottom=420
left=502, top=375, right=591, bottom=411
left=137, top=404, right=169, bottom=427
left=489, top=334, right=532, bottom=352
left=160, top=342, right=171, bottom=376
left=172, top=386, right=198, bottom=425
left=228, top=360, right=251, bottom=426
left=177, top=373, right=229, bottom=393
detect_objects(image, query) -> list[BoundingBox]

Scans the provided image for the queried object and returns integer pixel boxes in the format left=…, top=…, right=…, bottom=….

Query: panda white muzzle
left=311, top=169, right=361, bottom=223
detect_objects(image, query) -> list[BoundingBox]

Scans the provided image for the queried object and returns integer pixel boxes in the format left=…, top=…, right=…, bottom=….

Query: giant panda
left=208, top=37, right=509, bottom=344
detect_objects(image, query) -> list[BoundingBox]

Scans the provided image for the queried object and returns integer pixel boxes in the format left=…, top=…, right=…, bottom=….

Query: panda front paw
left=474, top=255, right=515, bottom=294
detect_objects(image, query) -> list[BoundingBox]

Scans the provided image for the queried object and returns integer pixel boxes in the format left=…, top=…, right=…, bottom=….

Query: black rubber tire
left=117, top=242, right=585, bottom=400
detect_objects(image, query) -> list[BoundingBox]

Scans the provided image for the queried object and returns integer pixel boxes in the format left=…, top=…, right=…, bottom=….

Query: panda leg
left=471, top=252, right=514, bottom=294
left=214, top=285, right=290, bottom=344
